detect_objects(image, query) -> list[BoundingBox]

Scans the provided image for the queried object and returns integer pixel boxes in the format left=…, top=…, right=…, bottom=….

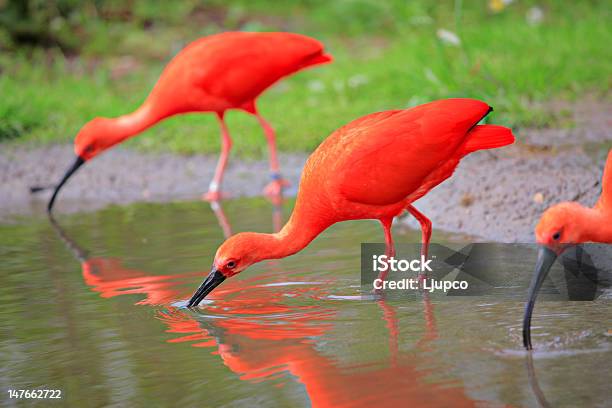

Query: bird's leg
left=255, top=112, right=290, bottom=198
left=405, top=204, right=432, bottom=259
left=403, top=207, right=438, bottom=350
left=378, top=218, right=396, bottom=283
left=405, top=204, right=432, bottom=285
left=203, top=115, right=232, bottom=202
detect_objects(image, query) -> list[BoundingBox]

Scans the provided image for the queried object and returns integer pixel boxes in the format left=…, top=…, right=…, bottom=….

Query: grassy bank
left=1, top=1, right=610, bottom=157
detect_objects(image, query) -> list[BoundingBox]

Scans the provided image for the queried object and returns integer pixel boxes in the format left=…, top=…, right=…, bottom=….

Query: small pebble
left=533, top=192, right=544, bottom=203
left=460, top=193, right=474, bottom=207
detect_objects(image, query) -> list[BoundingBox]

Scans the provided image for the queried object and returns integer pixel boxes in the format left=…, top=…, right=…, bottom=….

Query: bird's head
left=30, top=117, right=117, bottom=213
left=187, top=232, right=272, bottom=307
left=74, top=117, right=115, bottom=161
left=535, top=202, right=585, bottom=253
left=523, top=201, right=584, bottom=349
left=214, top=232, right=266, bottom=276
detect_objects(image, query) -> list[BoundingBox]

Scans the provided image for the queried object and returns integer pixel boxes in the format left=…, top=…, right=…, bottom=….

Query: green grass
left=1, top=1, right=610, bottom=157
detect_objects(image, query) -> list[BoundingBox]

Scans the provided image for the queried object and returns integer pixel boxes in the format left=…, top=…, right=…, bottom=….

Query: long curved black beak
left=47, top=156, right=85, bottom=213
left=523, top=246, right=558, bottom=350
left=187, top=267, right=226, bottom=307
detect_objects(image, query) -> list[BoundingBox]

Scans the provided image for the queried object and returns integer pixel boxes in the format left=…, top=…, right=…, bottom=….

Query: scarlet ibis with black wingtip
left=187, top=98, right=515, bottom=306
left=31, top=31, right=332, bottom=210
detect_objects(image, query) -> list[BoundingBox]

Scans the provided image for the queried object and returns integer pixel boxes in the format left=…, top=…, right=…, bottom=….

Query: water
left=0, top=198, right=610, bottom=407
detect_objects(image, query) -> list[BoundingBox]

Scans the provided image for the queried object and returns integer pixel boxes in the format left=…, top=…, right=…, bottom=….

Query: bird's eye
left=85, top=145, right=94, bottom=153
left=226, top=260, right=236, bottom=269
left=552, top=232, right=561, bottom=241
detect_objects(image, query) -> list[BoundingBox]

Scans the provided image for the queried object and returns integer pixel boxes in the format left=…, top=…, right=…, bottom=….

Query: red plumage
left=146, top=32, right=332, bottom=117
left=43, top=32, right=332, bottom=211
left=188, top=98, right=516, bottom=305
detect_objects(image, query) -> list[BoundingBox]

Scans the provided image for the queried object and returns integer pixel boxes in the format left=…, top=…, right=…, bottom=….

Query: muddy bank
left=398, top=145, right=607, bottom=242
left=1, top=103, right=610, bottom=241
left=1, top=142, right=607, bottom=242
left=0, top=144, right=306, bottom=217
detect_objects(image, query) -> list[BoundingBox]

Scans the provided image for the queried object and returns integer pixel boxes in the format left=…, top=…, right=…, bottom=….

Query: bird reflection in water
left=49, top=215, right=200, bottom=305
left=159, top=295, right=481, bottom=407
left=50, top=207, right=494, bottom=408
left=209, top=194, right=284, bottom=239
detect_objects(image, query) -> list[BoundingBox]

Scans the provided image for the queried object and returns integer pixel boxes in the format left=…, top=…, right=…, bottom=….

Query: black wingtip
left=468, top=105, right=495, bottom=133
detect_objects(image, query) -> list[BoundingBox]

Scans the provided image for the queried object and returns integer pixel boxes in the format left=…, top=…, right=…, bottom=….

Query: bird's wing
left=147, top=32, right=329, bottom=114
left=330, top=99, right=491, bottom=206
left=189, top=32, right=327, bottom=106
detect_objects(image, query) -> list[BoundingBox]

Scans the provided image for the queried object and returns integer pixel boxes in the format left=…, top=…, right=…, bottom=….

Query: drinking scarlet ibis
left=523, top=149, right=612, bottom=349
left=187, top=98, right=515, bottom=306
left=32, top=31, right=332, bottom=211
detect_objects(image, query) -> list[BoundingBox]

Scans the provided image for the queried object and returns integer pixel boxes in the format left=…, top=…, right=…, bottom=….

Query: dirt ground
left=1, top=100, right=610, bottom=242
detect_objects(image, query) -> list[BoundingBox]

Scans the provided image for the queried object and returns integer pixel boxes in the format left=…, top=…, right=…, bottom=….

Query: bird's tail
left=596, top=149, right=612, bottom=211
left=462, top=125, right=515, bottom=155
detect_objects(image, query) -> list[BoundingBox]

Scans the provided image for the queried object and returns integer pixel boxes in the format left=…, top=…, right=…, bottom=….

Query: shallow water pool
left=0, top=198, right=610, bottom=407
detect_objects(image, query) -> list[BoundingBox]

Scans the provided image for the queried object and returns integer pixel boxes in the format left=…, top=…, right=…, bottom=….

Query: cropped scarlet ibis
left=523, top=149, right=612, bottom=349
left=32, top=31, right=332, bottom=211
left=188, top=98, right=515, bottom=306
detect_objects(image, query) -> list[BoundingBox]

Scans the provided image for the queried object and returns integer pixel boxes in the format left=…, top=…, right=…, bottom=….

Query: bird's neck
left=107, top=103, right=164, bottom=145
left=581, top=207, right=612, bottom=243
left=256, top=209, right=333, bottom=262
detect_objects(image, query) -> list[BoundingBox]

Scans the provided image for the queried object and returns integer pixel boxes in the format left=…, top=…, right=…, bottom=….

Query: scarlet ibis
left=49, top=202, right=479, bottom=405
left=187, top=98, right=515, bottom=306
left=523, top=149, right=612, bottom=349
left=32, top=32, right=332, bottom=211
